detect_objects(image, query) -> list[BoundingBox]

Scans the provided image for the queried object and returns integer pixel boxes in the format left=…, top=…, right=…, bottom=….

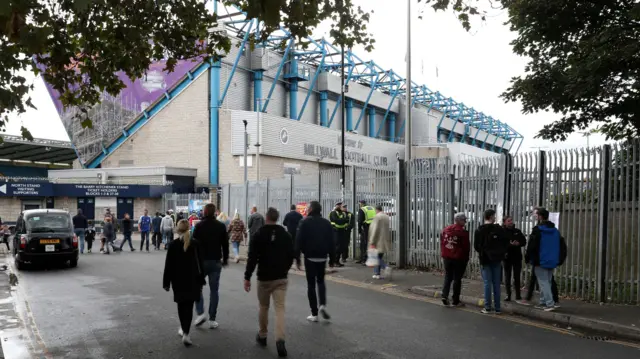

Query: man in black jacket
left=193, top=203, right=229, bottom=329
left=244, top=207, right=293, bottom=358
left=296, top=201, right=335, bottom=323
left=474, top=209, right=509, bottom=314
left=73, top=209, right=88, bottom=254
left=282, top=204, right=303, bottom=240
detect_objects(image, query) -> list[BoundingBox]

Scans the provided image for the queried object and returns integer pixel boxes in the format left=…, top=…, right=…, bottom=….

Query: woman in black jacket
left=163, top=219, right=205, bottom=347
left=502, top=216, right=526, bottom=301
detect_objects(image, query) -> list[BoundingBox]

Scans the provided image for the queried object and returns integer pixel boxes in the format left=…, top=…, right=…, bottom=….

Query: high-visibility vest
left=330, top=211, right=348, bottom=229
left=363, top=206, right=376, bottom=224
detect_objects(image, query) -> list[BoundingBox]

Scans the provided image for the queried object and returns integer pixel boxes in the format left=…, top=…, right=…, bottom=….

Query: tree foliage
left=0, top=0, right=373, bottom=139
left=419, top=0, right=640, bottom=142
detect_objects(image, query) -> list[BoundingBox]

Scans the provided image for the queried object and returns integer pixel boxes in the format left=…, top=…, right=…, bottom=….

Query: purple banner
left=41, top=59, right=201, bottom=116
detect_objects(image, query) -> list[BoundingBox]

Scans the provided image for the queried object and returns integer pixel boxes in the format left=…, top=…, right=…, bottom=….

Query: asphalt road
left=9, top=248, right=640, bottom=359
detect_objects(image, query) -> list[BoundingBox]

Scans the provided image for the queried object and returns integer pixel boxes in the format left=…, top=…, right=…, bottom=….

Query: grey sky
left=4, top=0, right=606, bottom=151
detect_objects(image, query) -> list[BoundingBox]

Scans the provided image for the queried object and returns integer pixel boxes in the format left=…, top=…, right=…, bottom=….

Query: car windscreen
left=25, top=214, right=71, bottom=233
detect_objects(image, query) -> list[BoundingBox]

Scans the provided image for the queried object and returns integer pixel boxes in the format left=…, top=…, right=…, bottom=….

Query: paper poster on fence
left=549, top=212, right=560, bottom=228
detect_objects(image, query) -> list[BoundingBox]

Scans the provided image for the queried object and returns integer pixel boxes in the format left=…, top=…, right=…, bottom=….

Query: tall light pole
left=243, top=119, right=249, bottom=226
left=405, top=0, right=412, bottom=162
left=339, top=1, right=346, bottom=203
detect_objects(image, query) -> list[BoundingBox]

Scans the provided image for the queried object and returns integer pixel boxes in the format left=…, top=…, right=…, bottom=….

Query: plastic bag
left=366, top=248, right=379, bottom=267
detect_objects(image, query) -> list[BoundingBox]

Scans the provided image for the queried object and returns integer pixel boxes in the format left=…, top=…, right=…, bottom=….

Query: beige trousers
left=257, top=279, right=288, bottom=341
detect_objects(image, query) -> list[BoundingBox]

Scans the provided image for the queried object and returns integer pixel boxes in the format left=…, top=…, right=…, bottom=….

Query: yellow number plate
left=40, top=239, right=60, bottom=244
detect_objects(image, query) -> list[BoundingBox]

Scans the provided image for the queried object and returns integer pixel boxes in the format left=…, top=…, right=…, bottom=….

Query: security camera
left=242, top=120, right=248, bottom=127
left=396, top=152, right=400, bottom=161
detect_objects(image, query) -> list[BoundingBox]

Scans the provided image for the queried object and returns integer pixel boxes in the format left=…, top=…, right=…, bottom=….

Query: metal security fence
left=162, top=193, right=211, bottom=214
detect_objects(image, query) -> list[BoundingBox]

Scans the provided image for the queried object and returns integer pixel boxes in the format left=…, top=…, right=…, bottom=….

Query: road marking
left=290, top=270, right=640, bottom=350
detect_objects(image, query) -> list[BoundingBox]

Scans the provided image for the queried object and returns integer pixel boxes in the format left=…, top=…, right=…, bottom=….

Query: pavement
left=1, top=237, right=640, bottom=358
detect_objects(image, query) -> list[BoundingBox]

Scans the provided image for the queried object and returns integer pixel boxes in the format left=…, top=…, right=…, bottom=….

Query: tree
left=0, top=0, right=373, bottom=140
left=419, top=0, right=640, bottom=142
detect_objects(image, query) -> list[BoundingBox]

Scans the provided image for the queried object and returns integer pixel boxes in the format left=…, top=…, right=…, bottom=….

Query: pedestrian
left=474, top=209, right=509, bottom=314
left=152, top=212, right=163, bottom=250
left=369, top=205, right=392, bottom=279
left=244, top=207, right=294, bottom=357
left=502, top=215, right=526, bottom=302
left=357, top=200, right=376, bottom=265
left=217, top=211, right=230, bottom=230
left=102, top=217, right=116, bottom=254
left=228, top=212, right=247, bottom=263
left=1, top=225, right=10, bottom=252
left=161, top=210, right=175, bottom=250
left=189, top=211, right=199, bottom=229
left=295, top=201, right=335, bottom=322
left=248, top=206, right=265, bottom=241
left=193, top=203, right=230, bottom=329
left=329, top=202, right=349, bottom=267
left=440, top=213, right=470, bottom=307
left=139, top=209, right=152, bottom=252
left=342, top=204, right=354, bottom=262
left=282, top=204, right=303, bottom=240
left=72, top=208, right=88, bottom=254
left=520, top=207, right=560, bottom=306
left=162, top=219, right=206, bottom=347
left=525, top=207, right=567, bottom=311
left=120, top=213, right=135, bottom=251
left=85, top=221, right=96, bottom=254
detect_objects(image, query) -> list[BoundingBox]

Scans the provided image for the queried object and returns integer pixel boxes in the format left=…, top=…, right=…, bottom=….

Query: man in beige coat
left=369, top=205, right=392, bottom=279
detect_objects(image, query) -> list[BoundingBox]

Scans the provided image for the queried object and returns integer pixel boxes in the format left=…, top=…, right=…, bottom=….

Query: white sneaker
left=372, top=275, right=380, bottom=279
left=319, top=305, right=331, bottom=320
left=306, top=315, right=319, bottom=322
left=194, top=313, right=207, bottom=327
left=182, top=334, right=192, bottom=346
left=178, top=328, right=184, bottom=337
left=208, top=320, right=219, bottom=329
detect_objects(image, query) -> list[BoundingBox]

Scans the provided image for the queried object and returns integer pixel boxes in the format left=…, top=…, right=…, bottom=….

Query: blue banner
left=0, top=182, right=171, bottom=198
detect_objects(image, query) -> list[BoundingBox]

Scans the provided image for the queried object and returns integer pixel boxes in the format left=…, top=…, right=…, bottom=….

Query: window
left=25, top=214, right=71, bottom=233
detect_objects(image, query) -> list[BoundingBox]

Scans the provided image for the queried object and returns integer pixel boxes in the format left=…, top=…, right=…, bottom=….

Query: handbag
left=366, top=248, right=379, bottom=267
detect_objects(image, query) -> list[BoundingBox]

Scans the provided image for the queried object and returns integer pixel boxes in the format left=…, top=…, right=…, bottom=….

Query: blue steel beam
left=261, top=37, right=294, bottom=112
left=376, top=75, right=404, bottom=139
left=328, top=51, right=356, bottom=127
left=220, top=19, right=254, bottom=103
left=297, top=40, right=327, bottom=121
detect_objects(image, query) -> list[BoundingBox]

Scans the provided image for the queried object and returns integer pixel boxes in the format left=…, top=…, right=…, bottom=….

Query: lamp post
left=243, top=119, right=249, bottom=227
left=405, top=0, right=412, bottom=162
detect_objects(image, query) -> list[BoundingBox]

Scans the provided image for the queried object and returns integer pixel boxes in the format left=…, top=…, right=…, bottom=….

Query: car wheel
left=16, top=259, right=25, bottom=271
left=69, top=259, right=78, bottom=268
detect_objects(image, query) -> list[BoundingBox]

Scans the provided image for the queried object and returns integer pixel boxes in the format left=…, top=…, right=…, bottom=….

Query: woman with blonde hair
left=163, top=219, right=206, bottom=347
left=227, top=212, right=247, bottom=263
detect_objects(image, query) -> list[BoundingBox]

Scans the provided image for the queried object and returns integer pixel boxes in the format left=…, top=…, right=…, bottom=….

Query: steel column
left=388, top=113, right=396, bottom=143
left=368, top=107, right=376, bottom=138
left=597, top=144, right=612, bottom=303
left=253, top=70, right=263, bottom=111
left=320, top=91, right=328, bottom=126
left=210, top=60, right=221, bottom=185
left=346, top=99, right=353, bottom=131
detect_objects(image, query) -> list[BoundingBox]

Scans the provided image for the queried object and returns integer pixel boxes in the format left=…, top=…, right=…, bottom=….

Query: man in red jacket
left=440, top=213, right=471, bottom=307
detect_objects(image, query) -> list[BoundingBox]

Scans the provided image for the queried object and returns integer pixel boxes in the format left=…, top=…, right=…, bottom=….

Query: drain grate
left=579, top=335, right=612, bottom=341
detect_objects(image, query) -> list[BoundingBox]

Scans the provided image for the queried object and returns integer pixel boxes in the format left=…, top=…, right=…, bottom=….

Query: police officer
left=357, top=200, right=376, bottom=265
left=329, top=202, right=349, bottom=267
left=342, top=204, right=355, bottom=263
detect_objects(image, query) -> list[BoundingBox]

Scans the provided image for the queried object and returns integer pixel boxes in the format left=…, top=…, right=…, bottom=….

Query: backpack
left=483, top=225, right=507, bottom=262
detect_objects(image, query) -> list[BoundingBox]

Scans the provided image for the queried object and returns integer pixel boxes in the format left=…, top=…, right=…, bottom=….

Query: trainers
left=306, top=315, right=319, bottom=322
left=442, top=298, right=451, bottom=307
left=319, top=305, right=331, bottom=320
left=235, top=257, right=240, bottom=263
left=194, top=313, right=207, bottom=327
left=516, top=300, right=531, bottom=306
left=182, top=334, right=192, bottom=347
left=208, top=320, right=219, bottom=329
left=372, top=275, right=380, bottom=279
left=178, top=328, right=184, bottom=337
left=453, top=302, right=465, bottom=308
left=276, top=340, right=287, bottom=357
left=255, top=333, right=267, bottom=347
left=553, top=304, right=561, bottom=309
left=495, top=310, right=502, bottom=315
left=480, top=308, right=492, bottom=314
left=87, top=249, right=91, bottom=253
left=131, top=248, right=136, bottom=252
left=534, top=305, right=545, bottom=310
left=543, top=306, right=556, bottom=312
left=504, top=296, right=511, bottom=302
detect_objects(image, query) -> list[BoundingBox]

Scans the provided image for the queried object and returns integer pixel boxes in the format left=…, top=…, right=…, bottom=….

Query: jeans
left=442, top=258, right=468, bottom=305
left=359, top=225, right=369, bottom=262
left=74, top=229, right=86, bottom=253
left=257, top=279, right=288, bottom=341
left=481, top=262, right=503, bottom=311
left=526, top=270, right=559, bottom=302
left=152, top=232, right=162, bottom=249
left=177, top=301, right=194, bottom=335
left=120, top=233, right=134, bottom=250
left=534, top=266, right=555, bottom=307
left=304, top=259, right=327, bottom=316
left=163, top=230, right=173, bottom=247
left=504, top=259, right=523, bottom=299
left=232, top=241, right=240, bottom=258
left=140, top=231, right=150, bottom=251
left=373, top=253, right=386, bottom=275
left=196, top=260, right=222, bottom=320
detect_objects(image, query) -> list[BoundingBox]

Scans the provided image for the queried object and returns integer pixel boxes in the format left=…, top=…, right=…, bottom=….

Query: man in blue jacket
left=295, top=201, right=335, bottom=323
left=525, top=207, right=567, bottom=312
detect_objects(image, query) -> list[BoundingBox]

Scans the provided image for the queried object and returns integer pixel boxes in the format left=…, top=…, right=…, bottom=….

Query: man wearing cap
left=440, top=213, right=471, bottom=307
left=357, top=200, right=376, bottom=265
left=329, top=202, right=349, bottom=267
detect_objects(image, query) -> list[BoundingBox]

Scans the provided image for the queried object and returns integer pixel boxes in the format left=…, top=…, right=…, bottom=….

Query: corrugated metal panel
left=262, top=78, right=287, bottom=117
left=220, top=64, right=251, bottom=111
left=297, top=89, right=318, bottom=124
left=352, top=106, right=366, bottom=136
left=327, top=98, right=343, bottom=131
